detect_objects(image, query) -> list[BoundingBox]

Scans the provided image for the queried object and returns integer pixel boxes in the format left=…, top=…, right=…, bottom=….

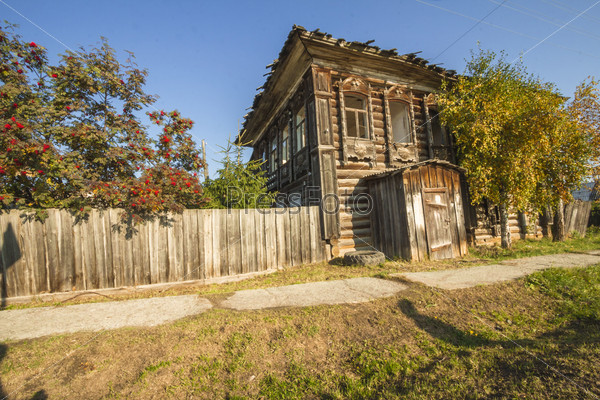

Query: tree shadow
left=110, top=211, right=175, bottom=239
left=1, top=223, right=22, bottom=310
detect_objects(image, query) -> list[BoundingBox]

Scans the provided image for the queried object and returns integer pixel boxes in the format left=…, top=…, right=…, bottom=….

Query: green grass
left=526, top=265, right=600, bottom=321
left=470, top=232, right=600, bottom=261
left=3, top=263, right=600, bottom=399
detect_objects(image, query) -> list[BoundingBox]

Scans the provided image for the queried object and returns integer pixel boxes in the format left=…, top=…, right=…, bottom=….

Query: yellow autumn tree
left=438, top=49, right=590, bottom=248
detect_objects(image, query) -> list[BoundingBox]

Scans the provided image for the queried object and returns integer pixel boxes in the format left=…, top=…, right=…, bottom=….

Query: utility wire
left=541, top=0, right=600, bottom=24
left=488, top=0, right=600, bottom=41
left=415, top=0, right=600, bottom=59
left=515, top=0, right=600, bottom=61
left=431, top=0, right=508, bottom=61
left=0, top=0, right=74, bottom=51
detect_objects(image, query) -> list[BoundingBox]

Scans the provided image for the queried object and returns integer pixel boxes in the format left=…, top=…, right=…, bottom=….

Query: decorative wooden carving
left=384, top=84, right=411, bottom=102
left=424, top=93, right=437, bottom=107
left=367, top=83, right=376, bottom=166
left=408, top=92, right=418, bottom=160
left=346, top=138, right=376, bottom=162
left=341, top=76, right=369, bottom=95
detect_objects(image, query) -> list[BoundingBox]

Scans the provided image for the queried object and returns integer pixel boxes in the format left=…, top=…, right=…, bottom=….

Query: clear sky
left=2, top=0, right=599, bottom=177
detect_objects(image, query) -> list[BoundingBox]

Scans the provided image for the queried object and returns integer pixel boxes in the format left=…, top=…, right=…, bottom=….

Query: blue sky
left=2, top=0, right=599, bottom=177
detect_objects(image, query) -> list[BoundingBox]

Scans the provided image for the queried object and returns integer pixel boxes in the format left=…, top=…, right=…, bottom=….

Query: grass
left=1, top=260, right=600, bottom=399
left=5, top=231, right=600, bottom=310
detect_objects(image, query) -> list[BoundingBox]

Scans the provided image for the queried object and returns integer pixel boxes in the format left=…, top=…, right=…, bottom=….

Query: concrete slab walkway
left=397, top=250, right=600, bottom=290
left=0, top=278, right=407, bottom=341
left=0, top=296, right=213, bottom=341
left=220, top=277, right=407, bottom=310
left=2, top=251, right=598, bottom=341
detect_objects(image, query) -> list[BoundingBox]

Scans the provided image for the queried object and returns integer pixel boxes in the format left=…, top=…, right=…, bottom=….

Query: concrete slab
left=220, top=277, right=408, bottom=310
left=0, top=295, right=212, bottom=341
left=396, top=251, right=600, bottom=290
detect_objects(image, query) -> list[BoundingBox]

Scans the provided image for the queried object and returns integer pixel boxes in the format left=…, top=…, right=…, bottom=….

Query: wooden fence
left=564, top=200, right=592, bottom=237
left=0, top=207, right=329, bottom=299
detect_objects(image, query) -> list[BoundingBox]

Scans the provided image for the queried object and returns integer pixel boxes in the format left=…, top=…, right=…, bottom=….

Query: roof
left=239, top=25, right=458, bottom=146
left=363, top=159, right=465, bottom=181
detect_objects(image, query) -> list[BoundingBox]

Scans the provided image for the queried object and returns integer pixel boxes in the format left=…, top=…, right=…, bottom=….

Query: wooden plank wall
left=368, top=164, right=467, bottom=261
left=0, top=206, right=329, bottom=299
left=564, top=200, right=591, bottom=237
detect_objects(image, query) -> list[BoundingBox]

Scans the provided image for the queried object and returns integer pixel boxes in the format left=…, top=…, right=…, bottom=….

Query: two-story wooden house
left=240, top=26, right=472, bottom=259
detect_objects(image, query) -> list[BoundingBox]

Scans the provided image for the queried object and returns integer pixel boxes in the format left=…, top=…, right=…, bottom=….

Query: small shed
left=366, top=160, right=468, bottom=261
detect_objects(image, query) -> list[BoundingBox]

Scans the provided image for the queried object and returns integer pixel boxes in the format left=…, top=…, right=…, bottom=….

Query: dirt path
left=2, top=251, right=599, bottom=341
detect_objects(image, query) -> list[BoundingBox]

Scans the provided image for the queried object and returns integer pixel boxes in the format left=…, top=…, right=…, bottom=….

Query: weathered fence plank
left=0, top=207, right=329, bottom=299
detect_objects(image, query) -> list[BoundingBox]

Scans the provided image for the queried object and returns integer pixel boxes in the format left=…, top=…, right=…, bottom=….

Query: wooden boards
left=367, top=163, right=468, bottom=261
left=0, top=206, right=329, bottom=299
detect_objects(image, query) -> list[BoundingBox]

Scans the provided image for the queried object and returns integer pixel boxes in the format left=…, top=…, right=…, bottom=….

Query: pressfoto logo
left=225, top=186, right=373, bottom=216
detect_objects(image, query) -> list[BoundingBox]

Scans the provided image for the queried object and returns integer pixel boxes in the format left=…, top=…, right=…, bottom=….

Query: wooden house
left=239, top=26, right=469, bottom=259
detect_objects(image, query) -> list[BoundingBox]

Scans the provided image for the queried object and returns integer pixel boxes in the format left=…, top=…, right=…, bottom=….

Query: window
left=429, top=109, right=448, bottom=146
left=281, top=125, right=290, bottom=164
left=389, top=101, right=411, bottom=143
left=294, top=106, right=306, bottom=153
left=269, top=136, right=277, bottom=172
left=344, top=94, right=369, bottom=139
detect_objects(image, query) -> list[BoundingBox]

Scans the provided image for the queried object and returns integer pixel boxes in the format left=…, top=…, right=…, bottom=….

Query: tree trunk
left=499, top=203, right=511, bottom=249
left=553, top=199, right=566, bottom=242
left=540, top=207, right=552, bottom=238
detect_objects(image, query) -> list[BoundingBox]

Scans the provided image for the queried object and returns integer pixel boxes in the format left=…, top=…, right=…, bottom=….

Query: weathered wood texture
left=564, top=200, right=591, bottom=237
left=470, top=204, right=544, bottom=246
left=0, top=206, right=329, bottom=299
left=367, top=162, right=468, bottom=261
left=468, top=200, right=591, bottom=245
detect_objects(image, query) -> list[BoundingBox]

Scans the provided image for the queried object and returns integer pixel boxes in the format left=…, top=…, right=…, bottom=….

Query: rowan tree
left=438, top=49, right=589, bottom=247
left=0, top=23, right=206, bottom=222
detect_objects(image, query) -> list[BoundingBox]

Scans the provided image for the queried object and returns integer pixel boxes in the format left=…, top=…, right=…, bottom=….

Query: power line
left=540, top=0, right=600, bottom=24
left=0, top=0, right=74, bottom=51
left=431, top=0, right=508, bottom=61
left=415, top=0, right=600, bottom=59
left=488, top=0, right=600, bottom=41
left=515, top=0, right=600, bottom=61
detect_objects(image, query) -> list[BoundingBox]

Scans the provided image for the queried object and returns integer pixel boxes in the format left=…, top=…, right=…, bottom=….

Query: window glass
left=389, top=101, right=411, bottom=143
left=294, top=106, right=306, bottom=153
left=345, top=95, right=364, bottom=109
left=429, top=109, right=448, bottom=146
left=344, top=94, right=369, bottom=139
left=269, top=136, right=277, bottom=172
left=281, top=125, right=290, bottom=164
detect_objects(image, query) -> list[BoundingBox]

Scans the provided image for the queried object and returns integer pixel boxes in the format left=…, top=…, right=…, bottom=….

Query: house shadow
left=1, top=223, right=22, bottom=310
left=398, top=299, right=497, bottom=348
left=397, top=299, right=600, bottom=396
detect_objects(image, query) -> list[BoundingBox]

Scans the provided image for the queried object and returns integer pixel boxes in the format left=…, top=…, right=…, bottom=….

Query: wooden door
left=422, top=188, right=453, bottom=259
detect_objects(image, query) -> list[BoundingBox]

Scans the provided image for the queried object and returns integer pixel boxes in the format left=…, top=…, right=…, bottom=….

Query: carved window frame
left=339, top=77, right=374, bottom=142
left=423, top=93, right=455, bottom=162
left=387, top=100, right=413, bottom=144
left=384, top=85, right=418, bottom=164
